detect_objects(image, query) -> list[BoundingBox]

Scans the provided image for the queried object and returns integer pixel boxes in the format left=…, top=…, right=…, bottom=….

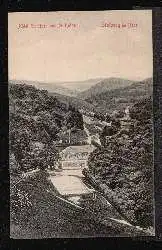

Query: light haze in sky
left=8, top=10, right=153, bottom=84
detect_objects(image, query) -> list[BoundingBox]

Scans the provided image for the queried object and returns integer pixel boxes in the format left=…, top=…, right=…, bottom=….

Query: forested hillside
left=49, top=92, right=103, bottom=115
left=9, top=83, right=84, bottom=173
left=9, top=82, right=154, bottom=236
left=85, top=78, right=152, bottom=112
left=77, top=77, right=135, bottom=99
left=86, top=96, right=154, bottom=228
left=9, top=83, right=86, bottom=230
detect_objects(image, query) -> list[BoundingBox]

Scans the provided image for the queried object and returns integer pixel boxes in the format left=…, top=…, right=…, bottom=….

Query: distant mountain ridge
left=54, top=78, right=104, bottom=92
left=9, top=78, right=104, bottom=96
left=9, top=77, right=152, bottom=113
left=77, top=77, right=140, bottom=99
left=9, top=77, right=137, bottom=98
left=9, top=80, right=79, bottom=97
left=84, top=78, right=153, bottom=112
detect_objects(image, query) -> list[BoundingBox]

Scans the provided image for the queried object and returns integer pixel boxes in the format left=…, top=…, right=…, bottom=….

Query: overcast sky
left=8, top=10, right=153, bottom=83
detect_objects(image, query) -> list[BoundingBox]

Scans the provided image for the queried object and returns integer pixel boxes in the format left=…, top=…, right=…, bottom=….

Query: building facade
left=59, top=145, right=95, bottom=170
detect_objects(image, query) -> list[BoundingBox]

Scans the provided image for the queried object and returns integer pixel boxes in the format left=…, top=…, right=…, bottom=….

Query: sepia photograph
left=8, top=10, right=154, bottom=238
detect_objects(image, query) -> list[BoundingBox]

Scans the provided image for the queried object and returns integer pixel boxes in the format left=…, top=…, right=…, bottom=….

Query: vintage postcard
left=9, top=10, right=154, bottom=238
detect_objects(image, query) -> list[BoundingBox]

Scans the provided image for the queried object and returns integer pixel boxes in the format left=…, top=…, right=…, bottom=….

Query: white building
left=59, top=145, right=95, bottom=170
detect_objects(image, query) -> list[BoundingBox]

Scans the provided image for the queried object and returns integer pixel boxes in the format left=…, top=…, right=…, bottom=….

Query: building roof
left=60, top=144, right=95, bottom=155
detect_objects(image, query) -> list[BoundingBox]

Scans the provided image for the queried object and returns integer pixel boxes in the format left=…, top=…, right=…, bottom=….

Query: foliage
left=9, top=83, right=84, bottom=172
left=10, top=170, right=58, bottom=226
left=85, top=78, right=152, bottom=113
left=94, top=112, right=105, bottom=121
left=64, top=105, right=84, bottom=130
left=99, top=119, right=121, bottom=146
left=9, top=83, right=84, bottom=227
left=87, top=97, right=154, bottom=228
